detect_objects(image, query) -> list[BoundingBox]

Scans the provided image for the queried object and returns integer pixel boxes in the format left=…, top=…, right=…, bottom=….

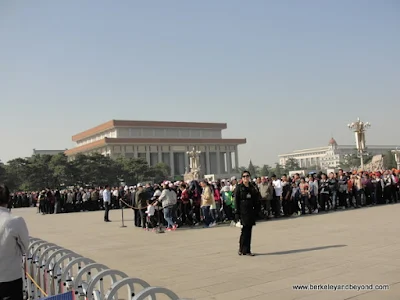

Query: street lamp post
left=347, top=117, right=371, bottom=170
left=392, top=147, right=400, bottom=170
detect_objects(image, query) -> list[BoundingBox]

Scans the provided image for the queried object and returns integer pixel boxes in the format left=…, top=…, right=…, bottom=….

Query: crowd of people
left=8, top=169, right=400, bottom=230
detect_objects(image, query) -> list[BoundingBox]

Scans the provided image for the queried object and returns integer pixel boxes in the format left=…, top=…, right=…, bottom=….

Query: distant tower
left=328, top=137, right=338, bottom=150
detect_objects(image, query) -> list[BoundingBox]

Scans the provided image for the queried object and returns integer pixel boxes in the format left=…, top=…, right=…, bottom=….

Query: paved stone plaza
left=18, top=204, right=400, bottom=300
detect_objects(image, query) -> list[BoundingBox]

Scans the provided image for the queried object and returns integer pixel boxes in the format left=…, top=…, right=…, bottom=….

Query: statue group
left=185, top=147, right=202, bottom=180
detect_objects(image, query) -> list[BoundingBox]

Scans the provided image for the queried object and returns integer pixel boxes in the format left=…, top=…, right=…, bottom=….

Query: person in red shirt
left=213, top=182, right=222, bottom=222
left=180, top=183, right=193, bottom=226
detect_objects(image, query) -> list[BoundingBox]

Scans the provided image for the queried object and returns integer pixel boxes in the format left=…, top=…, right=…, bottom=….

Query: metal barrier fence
left=24, top=237, right=187, bottom=300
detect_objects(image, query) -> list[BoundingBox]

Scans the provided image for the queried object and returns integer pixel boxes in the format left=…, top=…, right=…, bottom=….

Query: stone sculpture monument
left=392, top=148, right=400, bottom=170
left=363, top=154, right=384, bottom=171
left=184, top=147, right=202, bottom=181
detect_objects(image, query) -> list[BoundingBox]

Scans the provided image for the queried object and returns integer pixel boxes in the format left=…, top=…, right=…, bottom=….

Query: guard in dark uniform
left=235, top=170, right=260, bottom=256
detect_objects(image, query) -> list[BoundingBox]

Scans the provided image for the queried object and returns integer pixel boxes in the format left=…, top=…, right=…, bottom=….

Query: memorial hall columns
left=197, top=145, right=236, bottom=176
left=109, top=144, right=238, bottom=177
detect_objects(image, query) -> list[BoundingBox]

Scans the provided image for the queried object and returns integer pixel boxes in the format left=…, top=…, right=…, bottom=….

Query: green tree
left=338, top=154, right=360, bottom=170
left=0, top=153, right=162, bottom=191
left=383, top=151, right=397, bottom=169
left=285, top=158, right=300, bottom=171
left=49, top=153, right=74, bottom=187
left=259, top=164, right=271, bottom=177
left=237, top=166, right=247, bottom=174
left=26, top=154, right=54, bottom=190
left=271, top=163, right=285, bottom=177
left=254, top=165, right=261, bottom=177
left=117, top=157, right=150, bottom=185
left=0, top=160, right=6, bottom=183
left=150, top=162, right=171, bottom=183
left=4, top=158, right=29, bottom=191
left=88, top=153, right=120, bottom=186
left=70, top=154, right=92, bottom=186
left=248, top=160, right=256, bottom=177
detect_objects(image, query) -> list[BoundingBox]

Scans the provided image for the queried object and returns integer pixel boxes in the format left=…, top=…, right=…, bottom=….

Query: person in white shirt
left=112, top=188, right=119, bottom=208
left=271, top=174, right=283, bottom=218
left=0, top=184, right=29, bottom=300
left=82, top=191, right=88, bottom=202
left=82, top=190, right=89, bottom=211
left=103, top=185, right=111, bottom=222
left=158, top=182, right=178, bottom=231
left=230, top=176, right=237, bottom=193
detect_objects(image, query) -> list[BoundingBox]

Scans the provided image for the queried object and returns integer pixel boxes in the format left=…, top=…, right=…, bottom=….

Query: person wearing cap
left=135, top=184, right=148, bottom=229
left=158, top=182, right=178, bottom=231
left=0, top=184, right=29, bottom=300
left=221, top=185, right=234, bottom=220
left=235, top=171, right=260, bottom=256
left=230, top=176, right=237, bottom=191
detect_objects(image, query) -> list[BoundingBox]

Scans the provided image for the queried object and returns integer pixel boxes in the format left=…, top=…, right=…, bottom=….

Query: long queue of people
left=8, top=168, right=400, bottom=230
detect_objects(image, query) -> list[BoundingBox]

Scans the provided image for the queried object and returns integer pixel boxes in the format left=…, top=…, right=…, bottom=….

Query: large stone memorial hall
left=65, top=120, right=246, bottom=178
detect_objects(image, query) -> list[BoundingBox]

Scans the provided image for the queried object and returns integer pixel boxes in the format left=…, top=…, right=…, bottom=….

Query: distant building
left=278, top=138, right=396, bottom=169
left=65, top=120, right=246, bottom=178
left=33, top=149, right=67, bottom=156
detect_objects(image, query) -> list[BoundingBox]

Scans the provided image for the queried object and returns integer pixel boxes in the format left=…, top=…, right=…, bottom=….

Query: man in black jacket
left=235, top=170, right=260, bottom=256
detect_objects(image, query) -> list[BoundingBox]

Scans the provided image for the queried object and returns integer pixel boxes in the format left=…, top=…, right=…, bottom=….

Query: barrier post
left=119, top=199, right=127, bottom=228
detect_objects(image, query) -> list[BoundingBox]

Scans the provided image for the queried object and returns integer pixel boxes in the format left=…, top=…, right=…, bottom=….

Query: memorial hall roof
left=72, top=120, right=228, bottom=142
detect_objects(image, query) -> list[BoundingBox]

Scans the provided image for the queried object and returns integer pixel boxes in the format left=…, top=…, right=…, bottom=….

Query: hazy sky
left=1, top=1, right=399, bottom=166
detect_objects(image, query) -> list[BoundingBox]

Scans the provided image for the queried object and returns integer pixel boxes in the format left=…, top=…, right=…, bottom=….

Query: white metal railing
left=24, top=237, right=186, bottom=300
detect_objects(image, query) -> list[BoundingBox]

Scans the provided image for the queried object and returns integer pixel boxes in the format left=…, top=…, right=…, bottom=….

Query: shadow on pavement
left=257, top=244, right=347, bottom=256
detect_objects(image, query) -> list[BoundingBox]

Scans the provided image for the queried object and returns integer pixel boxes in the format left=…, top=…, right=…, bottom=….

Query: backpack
left=223, top=191, right=233, bottom=206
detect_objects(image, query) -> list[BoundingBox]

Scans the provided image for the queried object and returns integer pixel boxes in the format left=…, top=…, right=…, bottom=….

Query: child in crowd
left=145, top=199, right=156, bottom=230
left=221, top=186, right=234, bottom=221
left=149, top=189, right=162, bottom=231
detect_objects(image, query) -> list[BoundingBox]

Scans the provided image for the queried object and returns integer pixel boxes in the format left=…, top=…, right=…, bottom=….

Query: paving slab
left=16, top=204, right=400, bottom=300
